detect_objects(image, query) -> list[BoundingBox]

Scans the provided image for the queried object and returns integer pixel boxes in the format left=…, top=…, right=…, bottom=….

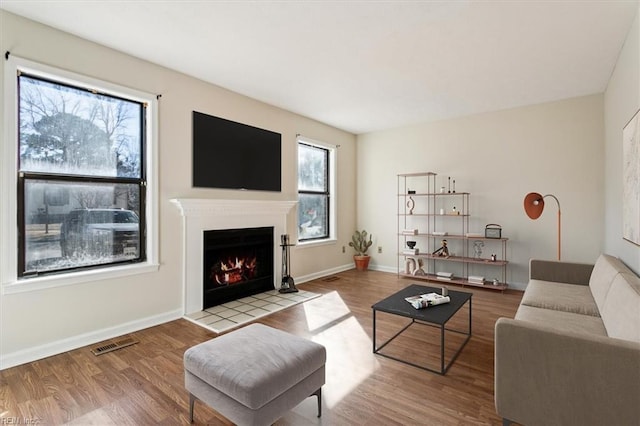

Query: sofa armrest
left=529, top=259, right=594, bottom=285
left=495, top=318, right=640, bottom=426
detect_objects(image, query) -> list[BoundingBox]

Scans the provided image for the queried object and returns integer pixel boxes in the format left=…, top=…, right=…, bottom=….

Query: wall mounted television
left=192, top=111, right=282, bottom=192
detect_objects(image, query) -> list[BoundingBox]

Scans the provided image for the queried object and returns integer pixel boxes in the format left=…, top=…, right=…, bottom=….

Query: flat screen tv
left=192, top=111, right=282, bottom=191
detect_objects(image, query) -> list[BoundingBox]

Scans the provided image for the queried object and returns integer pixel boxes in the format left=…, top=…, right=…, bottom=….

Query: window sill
left=296, top=238, right=337, bottom=249
left=1, top=261, right=160, bottom=295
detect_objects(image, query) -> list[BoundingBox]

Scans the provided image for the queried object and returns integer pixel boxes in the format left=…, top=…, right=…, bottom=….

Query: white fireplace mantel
left=171, top=198, right=297, bottom=218
left=171, top=198, right=297, bottom=314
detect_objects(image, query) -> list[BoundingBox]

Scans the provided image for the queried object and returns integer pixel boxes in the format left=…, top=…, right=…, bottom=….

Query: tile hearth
left=184, top=289, right=319, bottom=334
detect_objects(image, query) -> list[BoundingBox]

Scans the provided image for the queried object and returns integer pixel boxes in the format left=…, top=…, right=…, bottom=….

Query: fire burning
left=210, top=255, right=258, bottom=286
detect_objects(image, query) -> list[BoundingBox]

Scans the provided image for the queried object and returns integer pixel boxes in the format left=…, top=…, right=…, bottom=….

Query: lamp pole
left=542, top=194, right=561, bottom=261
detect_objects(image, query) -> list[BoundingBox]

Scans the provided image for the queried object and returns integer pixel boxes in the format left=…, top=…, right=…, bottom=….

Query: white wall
left=357, top=95, right=605, bottom=289
left=604, top=3, right=640, bottom=274
left=0, top=11, right=356, bottom=368
left=358, top=3, right=640, bottom=286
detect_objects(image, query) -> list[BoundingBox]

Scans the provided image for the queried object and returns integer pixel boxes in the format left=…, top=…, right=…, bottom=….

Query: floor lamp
left=524, top=192, right=561, bottom=261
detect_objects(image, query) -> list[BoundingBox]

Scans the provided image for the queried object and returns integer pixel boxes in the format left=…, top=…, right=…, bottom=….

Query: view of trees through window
left=298, top=142, right=329, bottom=241
left=18, top=73, right=146, bottom=276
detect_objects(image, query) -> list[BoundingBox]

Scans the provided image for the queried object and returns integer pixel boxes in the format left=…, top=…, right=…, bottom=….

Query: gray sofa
left=495, top=254, right=640, bottom=426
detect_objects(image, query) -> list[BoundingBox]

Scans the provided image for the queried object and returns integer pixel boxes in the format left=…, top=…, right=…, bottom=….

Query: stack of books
left=468, top=275, right=485, bottom=285
left=436, top=271, right=453, bottom=281
left=402, top=229, right=418, bottom=235
left=432, top=231, right=448, bottom=236
left=403, top=248, right=419, bottom=255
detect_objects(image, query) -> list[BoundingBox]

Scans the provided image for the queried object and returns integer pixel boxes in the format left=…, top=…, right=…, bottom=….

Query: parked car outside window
left=60, top=208, right=140, bottom=259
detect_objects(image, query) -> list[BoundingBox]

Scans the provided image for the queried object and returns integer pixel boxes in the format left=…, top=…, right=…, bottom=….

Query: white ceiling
left=1, top=1, right=638, bottom=134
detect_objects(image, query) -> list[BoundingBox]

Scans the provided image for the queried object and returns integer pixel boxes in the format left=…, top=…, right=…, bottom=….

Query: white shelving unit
left=397, top=172, right=508, bottom=291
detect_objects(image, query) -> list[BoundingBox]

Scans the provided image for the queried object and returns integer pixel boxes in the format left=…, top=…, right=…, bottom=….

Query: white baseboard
left=295, top=262, right=399, bottom=284
left=369, top=263, right=398, bottom=274
left=295, top=263, right=354, bottom=284
left=0, top=308, right=183, bottom=370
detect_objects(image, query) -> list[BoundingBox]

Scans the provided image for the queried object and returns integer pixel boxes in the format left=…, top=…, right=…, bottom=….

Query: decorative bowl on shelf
left=406, top=241, right=417, bottom=249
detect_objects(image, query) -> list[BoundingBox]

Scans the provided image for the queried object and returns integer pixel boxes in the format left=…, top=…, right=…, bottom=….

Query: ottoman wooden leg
left=311, top=388, right=322, bottom=417
left=189, top=393, right=196, bottom=423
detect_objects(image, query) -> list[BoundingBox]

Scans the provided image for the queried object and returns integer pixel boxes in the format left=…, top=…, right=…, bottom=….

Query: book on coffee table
left=404, top=292, right=451, bottom=309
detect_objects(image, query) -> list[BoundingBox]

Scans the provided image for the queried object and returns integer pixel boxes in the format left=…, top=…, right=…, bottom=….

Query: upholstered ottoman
left=184, top=323, right=326, bottom=425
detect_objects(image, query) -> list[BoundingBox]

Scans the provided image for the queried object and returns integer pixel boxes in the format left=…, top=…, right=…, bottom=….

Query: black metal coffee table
left=372, top=284, right=472, bottom=374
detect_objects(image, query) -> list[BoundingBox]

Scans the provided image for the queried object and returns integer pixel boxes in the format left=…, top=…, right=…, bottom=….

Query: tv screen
left=192, top=111, right=282, bottom=191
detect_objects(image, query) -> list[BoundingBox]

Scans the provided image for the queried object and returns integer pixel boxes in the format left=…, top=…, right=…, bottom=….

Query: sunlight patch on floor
left=303, top=291, right=380, bottom=408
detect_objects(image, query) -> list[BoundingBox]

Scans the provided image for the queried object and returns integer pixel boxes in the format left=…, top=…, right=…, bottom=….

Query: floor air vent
left=91, top=336, right=139, bottom=356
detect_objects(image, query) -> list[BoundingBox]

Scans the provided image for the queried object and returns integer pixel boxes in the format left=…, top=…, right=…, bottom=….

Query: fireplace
left=203, top=227, right=274, bottom=308
left=170, top=198, right=296, bottom=315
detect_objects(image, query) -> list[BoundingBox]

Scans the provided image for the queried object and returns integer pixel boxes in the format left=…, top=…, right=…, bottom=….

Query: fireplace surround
left=171, top=199, right=296, bottom=314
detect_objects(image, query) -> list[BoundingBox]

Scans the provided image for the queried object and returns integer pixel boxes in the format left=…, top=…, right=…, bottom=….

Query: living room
left=1, top=2, right=639, bottom=424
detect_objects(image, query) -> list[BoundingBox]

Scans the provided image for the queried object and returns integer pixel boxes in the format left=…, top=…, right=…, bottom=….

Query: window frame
left=296, top=136, right=337, bottom=246
left=2, top=55, right=159, bottom=294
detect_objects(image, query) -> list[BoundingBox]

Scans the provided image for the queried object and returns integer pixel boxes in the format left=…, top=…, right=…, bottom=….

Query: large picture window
left=297, top=139, right=335, bottom=242
left=16, top=72, right=146, bottom=277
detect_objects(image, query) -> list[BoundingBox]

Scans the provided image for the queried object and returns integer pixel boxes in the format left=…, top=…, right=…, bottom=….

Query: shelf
left=397, top=192, right=431, bottom=196
left=398, top=273, right=509, bottom=292
left=464, top=257, right=508, bottom=266
left=398, top=213, right=470, bottom=217
left=398, top=172, right=437, bottom=177
left=427, top=233, right=464, bottom=239
left=397, top=233, right=509, bottom=242
left=397, top=192, right=470, bottom=196
left=465, top=235, right=509, bottom=241
left=431, top=192, right=470, bottom=196
left=398, top=232, right=459, bottom=238
left=399, top=253, right=508, bottom=266
left=397, top=172, right=509, bottom=291
left=397, top=172, right=437, bottom=178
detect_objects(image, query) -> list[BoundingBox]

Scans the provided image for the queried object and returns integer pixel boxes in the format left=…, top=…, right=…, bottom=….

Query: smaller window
left=297, top=138, right=335, bottom=242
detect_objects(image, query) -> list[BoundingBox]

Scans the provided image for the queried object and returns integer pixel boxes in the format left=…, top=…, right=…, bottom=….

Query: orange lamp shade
left=524, top=192, right=544, bottom=220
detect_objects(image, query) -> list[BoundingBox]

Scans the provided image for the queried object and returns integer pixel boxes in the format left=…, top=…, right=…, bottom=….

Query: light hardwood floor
left=0, top=270, right=522, bottom=425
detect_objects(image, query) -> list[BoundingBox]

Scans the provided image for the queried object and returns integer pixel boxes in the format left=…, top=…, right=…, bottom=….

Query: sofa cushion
left=514, top=304, right=607, bottom=336
left=600, top=272, right=640, bottom=342
left=521, top=280, right=600, bottom=317
left=589, top=254, right=628, bottom=313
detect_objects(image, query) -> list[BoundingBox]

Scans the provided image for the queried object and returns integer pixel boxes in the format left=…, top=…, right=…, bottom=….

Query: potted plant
left=349, top=229, right=373, bottom=271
